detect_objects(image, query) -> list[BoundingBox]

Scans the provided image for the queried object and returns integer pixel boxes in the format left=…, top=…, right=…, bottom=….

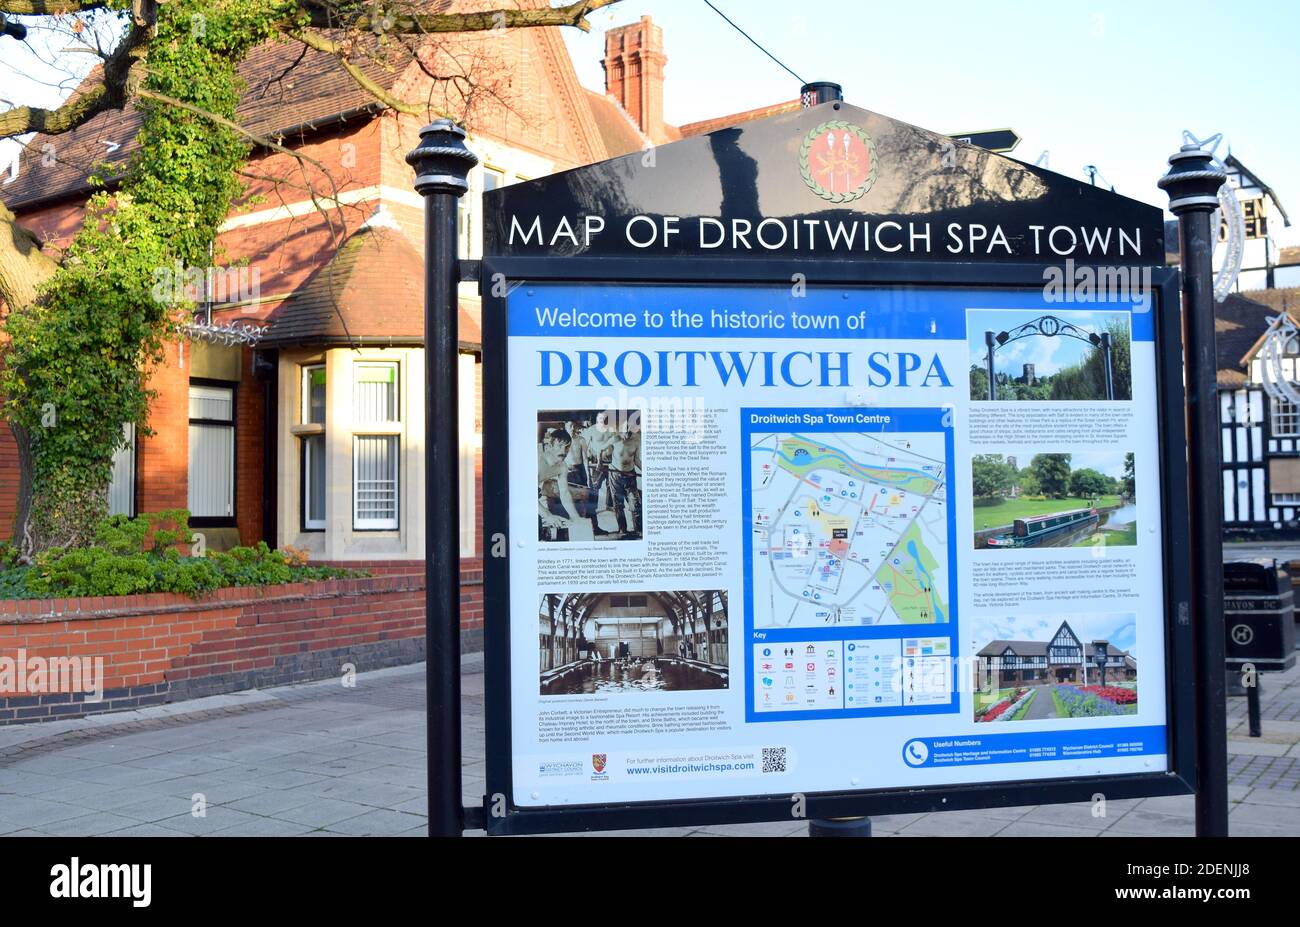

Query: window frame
left=296, top=362, right=328, bottom=532
left=301, top=363, right=326, bottom=425
left=301, top=433, right=327, bottom=532
left=353, top=361, right=400, bottom=426
left=352, top=433, right=400, bottom=531
left=1272, top=395, right=1300, bottom=438
left=107, top=422, right=137, bottom=518
left=187, top=378, right=237, bottom=528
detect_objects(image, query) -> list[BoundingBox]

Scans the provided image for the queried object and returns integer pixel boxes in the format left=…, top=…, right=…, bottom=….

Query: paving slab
left=0, top=657, right=1296, bottom=837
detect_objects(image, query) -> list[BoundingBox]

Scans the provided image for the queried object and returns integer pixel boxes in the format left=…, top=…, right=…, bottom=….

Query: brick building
left=0, top=13, right=780, bottom=651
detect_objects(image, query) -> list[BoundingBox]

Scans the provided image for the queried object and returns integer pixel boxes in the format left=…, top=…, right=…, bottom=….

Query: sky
left=966, top=307, right=1128, bottom=378
left=3, top=2, right=1295, bottom=247
left=562, top=0, right=1300, bottom=246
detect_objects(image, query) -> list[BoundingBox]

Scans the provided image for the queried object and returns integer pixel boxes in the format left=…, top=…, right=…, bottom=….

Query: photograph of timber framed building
left=975, top=620, right=1137, bottom=689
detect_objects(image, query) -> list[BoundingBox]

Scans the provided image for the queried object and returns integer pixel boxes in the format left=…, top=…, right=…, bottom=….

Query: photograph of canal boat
left=967, top=307, right=1132, bottom=402
left=539, top=591, right=730, bottom=695
left=971, top=614, right=1138, bottom=722
left=537, top=408, right=642, bottom=542
left=972, top=449, right=1136, bottom=550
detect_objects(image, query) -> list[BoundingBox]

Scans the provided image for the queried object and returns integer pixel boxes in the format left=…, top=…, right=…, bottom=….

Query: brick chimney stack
left=602, top=15, right=668, bottom=144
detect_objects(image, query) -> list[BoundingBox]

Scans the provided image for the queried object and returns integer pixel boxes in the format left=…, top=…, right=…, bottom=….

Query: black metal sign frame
left=479, top=255, right=1195, bottom=836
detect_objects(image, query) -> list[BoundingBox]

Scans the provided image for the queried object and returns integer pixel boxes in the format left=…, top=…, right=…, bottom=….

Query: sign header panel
left=486, top=104, right=1161, bottom=265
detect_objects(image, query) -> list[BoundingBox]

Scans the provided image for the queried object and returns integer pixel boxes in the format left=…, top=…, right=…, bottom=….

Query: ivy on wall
left=1, top=0, right=297, bottom=554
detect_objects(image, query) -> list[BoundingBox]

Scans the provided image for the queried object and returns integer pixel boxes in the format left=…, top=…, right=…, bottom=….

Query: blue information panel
left=504, top=281, right=1171, bottom=808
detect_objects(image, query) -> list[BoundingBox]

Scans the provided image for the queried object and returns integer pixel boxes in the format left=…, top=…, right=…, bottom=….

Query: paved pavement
left=0, top=657, right=1297, bottom=836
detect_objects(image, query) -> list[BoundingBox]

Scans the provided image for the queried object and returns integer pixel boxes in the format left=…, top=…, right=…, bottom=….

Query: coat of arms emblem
left=799, top=120, right=878, bottom=203
left=591, top=753, right=607, bottom=774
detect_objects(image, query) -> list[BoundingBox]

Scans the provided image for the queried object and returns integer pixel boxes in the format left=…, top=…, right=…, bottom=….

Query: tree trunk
left=10, top=423, right=34, bottom=561
left=0, top=201, right=58, bottom=313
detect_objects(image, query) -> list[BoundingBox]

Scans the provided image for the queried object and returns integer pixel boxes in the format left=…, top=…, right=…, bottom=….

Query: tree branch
left=0, top=16, right=150, bottom=139
left=300, top=0, right=624, bottom=34
left=291, top=29, right=428, bottom=117
left=0, top=1, right=108, bottom=12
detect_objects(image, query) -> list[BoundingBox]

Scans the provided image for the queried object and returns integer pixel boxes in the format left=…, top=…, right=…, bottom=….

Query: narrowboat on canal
left=985, top=507, right=1099, bottom=548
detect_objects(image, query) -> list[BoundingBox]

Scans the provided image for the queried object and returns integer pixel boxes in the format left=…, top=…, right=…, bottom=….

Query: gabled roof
left=1216, top=287, right=1300, bottom=386
left=259, top=222, right=480, bottom=349
left=977, top=640, right=1049, bottom=657
left=582, top=90, right=651, bottom=157
left=2, top=39, right=403, bottom=212
left=1226, top=153, right=1291, bottom=227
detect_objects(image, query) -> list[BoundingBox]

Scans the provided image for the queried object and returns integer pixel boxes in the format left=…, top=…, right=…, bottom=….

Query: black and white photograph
left=539, top=591, right=729, bottom=694
left=537, top=409, right=643, bottom=542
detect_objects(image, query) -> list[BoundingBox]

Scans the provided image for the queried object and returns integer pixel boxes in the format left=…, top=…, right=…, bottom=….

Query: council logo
left=799, top=120, right=878, bottom=203
left=591, top=753, right=607, bottom=775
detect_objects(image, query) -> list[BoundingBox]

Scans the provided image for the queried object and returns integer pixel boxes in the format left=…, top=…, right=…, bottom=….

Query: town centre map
left=747, top=426, right=950, bottom=628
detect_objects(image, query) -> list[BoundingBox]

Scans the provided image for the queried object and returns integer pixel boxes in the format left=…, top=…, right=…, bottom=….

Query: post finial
left=406, top=119, right=479, bottom=198
left=1158, top=143, right=1226, bottom=215
left=800, top=82, right=843, bottom=108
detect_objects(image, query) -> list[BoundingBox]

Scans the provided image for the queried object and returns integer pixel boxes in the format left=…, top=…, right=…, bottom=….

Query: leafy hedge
left=0, top=511, right=363, bottom=600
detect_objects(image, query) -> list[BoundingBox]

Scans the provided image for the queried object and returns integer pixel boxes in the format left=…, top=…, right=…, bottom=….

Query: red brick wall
left=235, top=346, right=265, bottom=544
left=0, top=424, right=17, bottom=542
left=138, top=342, right=190, bottom=516
left=0, top=574, right=432, bottom=723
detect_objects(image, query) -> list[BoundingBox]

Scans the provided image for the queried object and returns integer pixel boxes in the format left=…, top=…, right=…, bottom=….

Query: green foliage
left=0, top=1, right=299, bottom=553
left=1068, top=467, right=1110, bottom=499
left=972, top=454, right=1015, bottom=499
left=1030, top=453, right=1072, bottom=498
left=1123, top=451, right=1136, bottom=499
left=7, top=511, right=363, bottom=599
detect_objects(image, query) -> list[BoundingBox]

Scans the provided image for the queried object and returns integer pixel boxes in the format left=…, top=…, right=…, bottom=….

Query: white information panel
left=507, top=282, right=1168, bottom=807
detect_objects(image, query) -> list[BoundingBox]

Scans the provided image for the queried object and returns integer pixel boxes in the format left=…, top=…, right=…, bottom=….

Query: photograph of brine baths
left=967, top=307, right=1132, bottom=402
left=538, top=591, right=730, bottom=695
left=971, top=613, right=1138, bottom=723
left=972, top=450, right=1136, bottom=550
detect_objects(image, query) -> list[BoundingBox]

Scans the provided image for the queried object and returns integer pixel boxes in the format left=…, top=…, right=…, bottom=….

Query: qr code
left=762, top=746, right=787, bottom=773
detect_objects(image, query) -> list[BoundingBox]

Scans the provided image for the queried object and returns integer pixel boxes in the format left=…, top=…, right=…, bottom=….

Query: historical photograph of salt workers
left=537, top=409, right=643, bottom=542
left=539, top=591, right=729, bottom=695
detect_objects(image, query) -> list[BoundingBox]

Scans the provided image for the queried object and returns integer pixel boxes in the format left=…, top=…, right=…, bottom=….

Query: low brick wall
left=0, top=573, right=454, bottom=725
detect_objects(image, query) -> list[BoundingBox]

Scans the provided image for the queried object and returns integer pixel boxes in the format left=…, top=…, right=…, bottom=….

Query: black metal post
left=407, top=120, right=478, bottom=838
left=1159, top=144, right=1228, bottom=838
left=984, top=331, right=996, bottom=401
left=810, top=817, right=872, bottom=837
left=1100, top=331, right=1115, bottom=400
left=1247, top=679, right=1262, bottom=738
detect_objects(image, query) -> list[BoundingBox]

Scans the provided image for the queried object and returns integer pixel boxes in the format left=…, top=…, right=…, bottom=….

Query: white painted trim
left=219, top=184, right=424, bottom=232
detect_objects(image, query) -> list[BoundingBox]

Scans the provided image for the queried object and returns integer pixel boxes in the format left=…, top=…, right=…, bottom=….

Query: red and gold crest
left=591, top=753, right=607, bottom=774
left=799, top=121, right=878, bottom=203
